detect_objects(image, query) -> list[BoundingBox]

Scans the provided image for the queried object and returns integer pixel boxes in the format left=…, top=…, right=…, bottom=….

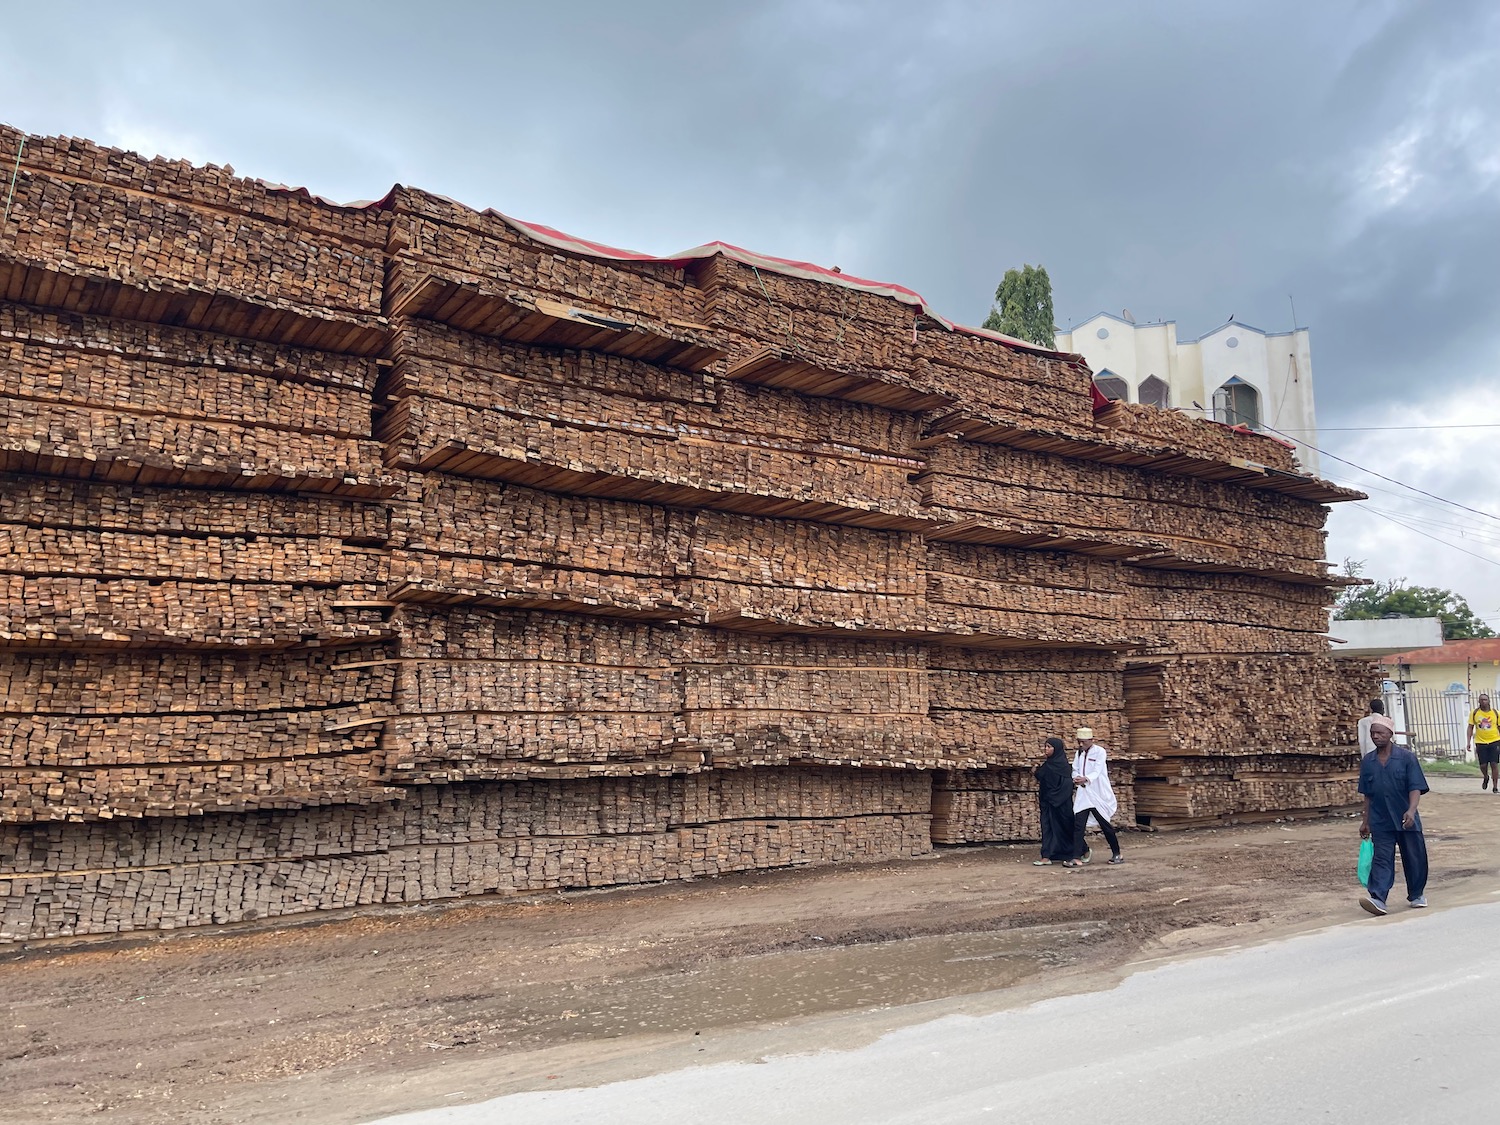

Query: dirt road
left=3, top=778, right=1496, bottom=1125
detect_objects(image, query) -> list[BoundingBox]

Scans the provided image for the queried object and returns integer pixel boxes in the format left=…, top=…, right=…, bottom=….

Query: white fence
left=1384, top=686, right=1474, bottom=760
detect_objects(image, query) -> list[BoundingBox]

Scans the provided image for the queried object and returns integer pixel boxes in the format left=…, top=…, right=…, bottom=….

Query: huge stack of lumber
left=1125, top=570, right=1335, bottom=656
left=0, top=126, right=1373, bottom=940
left=0, top=122, right=398, bottom=834
left=0, top=768, right=930, bottom=940
left=928, top=649, right=1138, bottom=844
left=0, top=308, right=390, bottom=494
left=917, top=440, right=1334, bottom=582
left=0, top=129, right=387, bottom=353
left=1124, top=655, right=1382, bottom=828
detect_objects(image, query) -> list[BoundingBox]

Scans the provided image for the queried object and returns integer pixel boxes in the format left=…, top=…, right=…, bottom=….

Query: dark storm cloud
left=883, top=0, right=1500, bottom=424
left=2, top=0, right=1496, bottom=599
left=6, top=1, right=1494, bottom=424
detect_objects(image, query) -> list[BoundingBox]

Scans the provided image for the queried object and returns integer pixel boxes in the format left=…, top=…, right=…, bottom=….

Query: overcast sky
left=5, top=0, right=1497, bottom=626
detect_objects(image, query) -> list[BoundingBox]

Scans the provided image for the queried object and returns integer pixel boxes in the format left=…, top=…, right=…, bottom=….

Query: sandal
left=1061, top=860, right=1086, bottom=868
left=1032, top=859, right=1054, bottom=866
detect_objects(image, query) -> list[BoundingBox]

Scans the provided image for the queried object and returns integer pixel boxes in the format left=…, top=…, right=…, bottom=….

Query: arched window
left=1138, top=375, right=1170, bottom=409
left=1093, top=370, right=1129, bottom=402
left=1213, top=377, right=1261, bottom=429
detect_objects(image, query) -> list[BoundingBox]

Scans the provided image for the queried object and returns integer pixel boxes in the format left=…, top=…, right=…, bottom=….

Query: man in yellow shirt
left=1469, top=692, right=1500, bottom=792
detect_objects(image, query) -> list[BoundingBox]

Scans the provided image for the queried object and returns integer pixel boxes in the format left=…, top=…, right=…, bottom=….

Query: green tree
left=1333, top=568, right=1495, bottom=640
left=983, top=264, right=1057, bottom=347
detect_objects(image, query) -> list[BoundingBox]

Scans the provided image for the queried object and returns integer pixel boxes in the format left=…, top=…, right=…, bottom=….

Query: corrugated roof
left=1384, top=637, right=1500, bottom=665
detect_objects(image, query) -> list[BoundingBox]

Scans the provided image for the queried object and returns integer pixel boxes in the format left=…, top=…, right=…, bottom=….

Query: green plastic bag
left=1358, top=837, right=1374, bottom=887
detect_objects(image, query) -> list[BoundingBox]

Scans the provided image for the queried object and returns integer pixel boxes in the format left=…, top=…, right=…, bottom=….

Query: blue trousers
left=1368, top=828, right=1428, bottom=903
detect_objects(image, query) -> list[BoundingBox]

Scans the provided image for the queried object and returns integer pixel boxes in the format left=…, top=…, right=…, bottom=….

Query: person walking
left=1358, top=714, right=1430, bottom=915
left=1468, top=693, right=1499, bottom=792
left=1033, top=736, right=1075, bottom=866
left=1062, top=727, right=1123, bottom=868
left=1357, top=699, right=1408, bottom=755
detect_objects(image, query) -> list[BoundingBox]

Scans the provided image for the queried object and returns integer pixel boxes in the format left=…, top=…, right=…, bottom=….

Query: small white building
left=1054, top=313, right=1319, bottom=474
left=1326, top=617, right=1445, bottom=660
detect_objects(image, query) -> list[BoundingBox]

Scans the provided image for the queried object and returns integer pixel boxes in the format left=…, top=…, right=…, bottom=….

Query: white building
left=1054, top=313, right=1319, bottom=474
left=1326, top=617, right=1444, bottom=660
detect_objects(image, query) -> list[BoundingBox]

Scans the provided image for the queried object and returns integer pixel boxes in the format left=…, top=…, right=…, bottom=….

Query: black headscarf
left=1034, top=736, right=1073, bottom=808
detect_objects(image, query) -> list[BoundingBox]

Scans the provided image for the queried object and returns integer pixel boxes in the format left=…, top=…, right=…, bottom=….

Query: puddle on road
left=452, top=921, right=1110, bottom=1049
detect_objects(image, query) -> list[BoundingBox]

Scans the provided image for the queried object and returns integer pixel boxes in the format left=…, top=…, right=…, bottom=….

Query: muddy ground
left=3, top=777, right=1497, bottom=1125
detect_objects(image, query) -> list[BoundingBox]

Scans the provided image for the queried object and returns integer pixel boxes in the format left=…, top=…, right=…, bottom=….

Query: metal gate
left=1387, top=686, right=1473, bottom=760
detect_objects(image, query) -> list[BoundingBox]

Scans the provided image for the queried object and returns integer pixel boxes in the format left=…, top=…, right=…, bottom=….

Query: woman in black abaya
left=1033, top=736, right=1075, bottom=865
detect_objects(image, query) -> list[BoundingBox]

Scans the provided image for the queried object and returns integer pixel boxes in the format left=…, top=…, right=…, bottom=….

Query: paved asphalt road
left=379, top=898, right=1499, bottom=1125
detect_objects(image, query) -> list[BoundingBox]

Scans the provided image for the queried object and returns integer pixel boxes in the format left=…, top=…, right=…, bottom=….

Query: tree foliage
left=1333, top=568, right=1495, bottom=640
left=983, top=264, right=1057, bottom=347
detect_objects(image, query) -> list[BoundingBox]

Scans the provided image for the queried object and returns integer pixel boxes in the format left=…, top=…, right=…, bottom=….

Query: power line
left=1323, top=472, right=1496, bottom=524
left=1360, top=505, right=1500, bottom=545
left=1372, top=511, right=1500, bottom=547
left=1325, top=469, right=1500, bottom=531
left=1275, top=423, right=1500, bottom=432
left=1258, top=421, right=1500, bottom=526
left=1354, top=496, right=1500, bottom=537
left=1324, top=469, right=1491, bottom=514
left=1356, top=506, right=1500, bottom=571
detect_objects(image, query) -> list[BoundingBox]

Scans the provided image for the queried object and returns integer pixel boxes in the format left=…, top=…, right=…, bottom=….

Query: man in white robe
left=1062, top=727, right=1123, bottom=868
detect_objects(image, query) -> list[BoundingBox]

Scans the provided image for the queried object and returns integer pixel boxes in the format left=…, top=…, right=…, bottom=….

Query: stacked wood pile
left=1124, top=656, right=1382, bottom=828
left=1125, top=570, right=1336, bottom=656
left=931, top=765, right=1139, bottom=845
left=0, top=768, right=930, bottom=940
left=0, top=127, right=388, bottom=353
left=929, top=649, right=1138, bottom=844
left=0, top=126, right=1372, bottom=939
left=917, top=440, right=1334, bottom=582
left=0, top=126, right=396, bottom=836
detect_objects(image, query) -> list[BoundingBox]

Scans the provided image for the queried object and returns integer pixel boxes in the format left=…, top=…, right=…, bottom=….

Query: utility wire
left=1259, top=420, right=1500, bottom=526
left=1322, top=473, right=1489, bottom=522
left=1358, top=502, right=1500, bottom=539
left=1348, top=493, right=1500, bottom=536
left=1374, top=512, right=1500, bottom=546
left=1275, top=423, right=1500, bottom=432
left=1323, top=472, right=1500, bottom=536
left=1327, top=473, right=1467, bottom=514
left=1356, top=506, right=1500, bottom=571
left=1362, top=509, right=1500, bottom=549
left=1321, top=473, right=1500, bottom=535
left=1366, top=502, right=1500, bottom=533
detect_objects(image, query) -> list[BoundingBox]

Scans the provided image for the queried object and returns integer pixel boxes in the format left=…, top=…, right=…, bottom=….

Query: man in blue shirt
left=1357, top=714, right=1430, bottom=916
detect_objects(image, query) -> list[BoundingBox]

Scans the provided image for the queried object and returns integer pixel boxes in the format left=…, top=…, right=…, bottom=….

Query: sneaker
left=1359, top=895, right=1389, bottom=916
left=1108, top=855, right=1125, bottom=865
left=1409, top=896, right=1428, bottom=908
left=1485, top=777, right=1491, bottom=790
